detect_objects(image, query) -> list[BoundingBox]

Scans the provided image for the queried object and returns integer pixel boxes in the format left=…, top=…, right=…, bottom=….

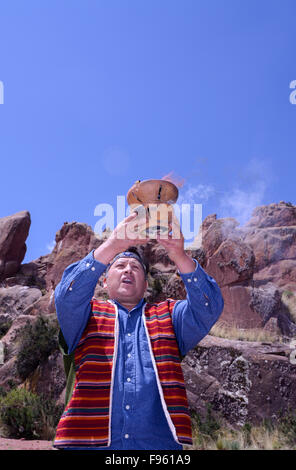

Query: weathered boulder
left=4, top=255, right=49, bottom=290
left=182, top=335, right=296, bottom=426
left=245, top=201, right=296, bottom=228
left=0, top=315, right=37, bottom=391
left=0, top=211, right=31, bottom=280
left=197, top=202, right=296, bottom=335
left=263, top=317, right=282, bottom=337
left=250, top=283, right=289, bottom=324
left=219, top=285, right=262, bottom=328
left=0, top=285, right=42, bottom=320
left=253, top=259, right=296, bottom=290
left=201, top=217, right=240, bottom=260
left=45, top=221, right=103, bottom=292
left=243, top=226, right=296, bottom=272
left=205, top=238, right=255, bottom=287
left=16, top=222, right=104, bottom=316
left=23, top=350, right=65, bottom=402
left=0, top=314, right=66, bottom=400
left=141, top=240, right=174, bottom=270
left=165, top=273, right=186, bottom=300
left=0, top=314, right=36, bottom=361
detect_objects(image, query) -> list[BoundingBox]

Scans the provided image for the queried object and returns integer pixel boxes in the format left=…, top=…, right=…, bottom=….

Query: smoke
left=161, top=171, right=185, bottom=188
left=178, top=184, right=215, bottom=205
left=177, top=159, right=271, bottom=226
left=46, top=240, right=55, bottom=252
left=219, top=159, right=271, bottom=225
left=219, top=181, right=267, bottom=225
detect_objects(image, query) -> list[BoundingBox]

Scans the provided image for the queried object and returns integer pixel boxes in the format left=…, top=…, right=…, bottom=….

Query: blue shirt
left=54, top=250, right=224, bottom=450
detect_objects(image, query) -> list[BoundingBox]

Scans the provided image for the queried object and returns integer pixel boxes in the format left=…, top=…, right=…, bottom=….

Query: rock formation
left=0, top=211, right=31, bottom=280
left=0, top=201, right=295, bottom=428
left=193, top=201, right=296, bottom=336
left=182, top=335, right=296, bottom=427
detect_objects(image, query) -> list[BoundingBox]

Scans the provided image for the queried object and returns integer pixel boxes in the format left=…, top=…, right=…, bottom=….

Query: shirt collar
left=113, top=297, right=145, bottom=313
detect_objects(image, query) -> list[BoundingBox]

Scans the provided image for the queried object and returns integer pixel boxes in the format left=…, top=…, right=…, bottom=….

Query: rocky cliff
left=193, top=201, right=296, bottom=336
left=0, top=202, right=296, bottom=427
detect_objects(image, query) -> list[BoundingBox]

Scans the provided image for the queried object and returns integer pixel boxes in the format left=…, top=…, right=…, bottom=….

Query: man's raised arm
left=156, top=222, right=224, bottom=357
left=55, top=212, right=149, bottom=353
left=54, top=252, right=107, bottom=354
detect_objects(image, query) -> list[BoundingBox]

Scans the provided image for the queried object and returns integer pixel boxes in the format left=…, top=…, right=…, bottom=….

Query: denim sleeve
left=54, top=250, right=107, bottom=354
left=172, top=259, right=224, bottom=357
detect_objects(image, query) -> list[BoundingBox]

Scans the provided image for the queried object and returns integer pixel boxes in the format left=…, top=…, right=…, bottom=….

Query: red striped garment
left=54, top=299, right=192, bottom=448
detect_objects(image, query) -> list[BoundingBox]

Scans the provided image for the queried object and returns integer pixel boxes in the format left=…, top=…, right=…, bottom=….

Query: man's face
left=103, top=257, right=148, bottom=306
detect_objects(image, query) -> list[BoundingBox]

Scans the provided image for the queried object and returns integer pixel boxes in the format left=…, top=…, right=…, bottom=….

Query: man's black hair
left=105, top=246, right=150, bottom=278
left=126, top=246, right=150, bottom=276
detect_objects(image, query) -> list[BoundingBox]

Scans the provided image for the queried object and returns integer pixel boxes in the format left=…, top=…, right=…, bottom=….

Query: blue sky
left=0, top=0, right=295, bottom=262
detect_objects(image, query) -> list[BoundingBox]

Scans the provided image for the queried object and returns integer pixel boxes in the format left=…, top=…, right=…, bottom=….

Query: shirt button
left=194, top=277, right=198, bottom=282
left=69, top=287, right=73, bottom=291
left=125, top=405, right=130, bottom=410
left=205, top=302, right=209, bottom=306
left=127, top=353, right=131, bottom=358
left=91, top=267, right=95, bottom=271
left=127, top=333, right=131, bottom=337
left=124, top=434, right=129, bottom=439
left=127, top=377, right=131, bottom=382
left=187, top=278, right=192, bottom=283
left=86, top=263, right=90, bottom=267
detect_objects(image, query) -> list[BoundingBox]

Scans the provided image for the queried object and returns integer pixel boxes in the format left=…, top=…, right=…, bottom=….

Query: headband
left=105, top=251, right=148, bottom=276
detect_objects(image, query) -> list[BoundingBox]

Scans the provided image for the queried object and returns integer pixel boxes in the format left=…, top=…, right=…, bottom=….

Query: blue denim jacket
left=55, top=250, right=224, bottom=450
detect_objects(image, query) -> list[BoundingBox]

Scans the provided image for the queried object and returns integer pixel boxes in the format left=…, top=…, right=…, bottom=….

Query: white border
left=107, top=300, right=119, bottom=446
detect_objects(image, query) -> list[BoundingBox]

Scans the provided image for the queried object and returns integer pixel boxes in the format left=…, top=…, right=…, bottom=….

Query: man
left=53, top=212, right=224, bottom=450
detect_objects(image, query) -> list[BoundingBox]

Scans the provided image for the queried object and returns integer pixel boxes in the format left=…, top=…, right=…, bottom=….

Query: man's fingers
left=169, top=220, right=182, bottom=239
left=125, top=211, right=138, bottom=222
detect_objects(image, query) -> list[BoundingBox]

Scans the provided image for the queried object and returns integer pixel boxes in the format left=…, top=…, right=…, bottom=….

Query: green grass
left=209, top=322, right=282, bottom=343
left=15, top=315, right=59, bottom=380
left=0, top=388, right=63, bottom=440
left=187, top=409, right=296, bottom=450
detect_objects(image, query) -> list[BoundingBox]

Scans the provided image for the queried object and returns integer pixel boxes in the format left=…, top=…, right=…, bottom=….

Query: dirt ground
left=0, top=437, right=54, bottom=450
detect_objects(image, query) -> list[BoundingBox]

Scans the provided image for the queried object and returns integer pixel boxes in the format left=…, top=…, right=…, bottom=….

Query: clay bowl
left=127, top=179, right=179, bottom=207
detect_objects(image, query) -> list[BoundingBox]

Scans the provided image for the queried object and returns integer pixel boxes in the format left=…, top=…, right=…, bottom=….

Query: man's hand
left=94, top=212, right=149, bottom=265
left=157, top=218, right=195, bottom=274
